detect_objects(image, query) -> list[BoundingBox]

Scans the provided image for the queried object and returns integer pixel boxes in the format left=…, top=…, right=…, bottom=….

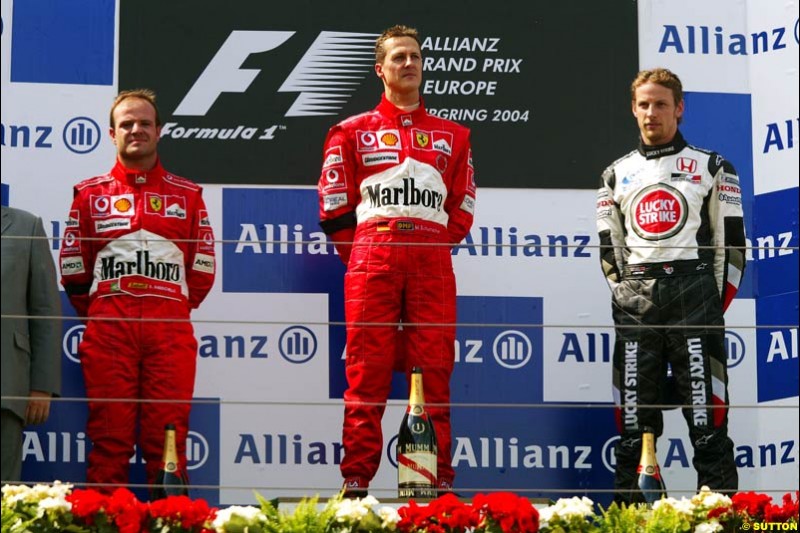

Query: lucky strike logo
left=631, top=184, right=687, bottom=240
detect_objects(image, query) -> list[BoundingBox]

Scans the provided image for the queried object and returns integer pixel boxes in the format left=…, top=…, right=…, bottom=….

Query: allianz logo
left=658, top=19, right=798, bottom=56
left=387, top=434, right=593, bottom=470
left=556, top=331, right=746, bottom=368
left=454, top=330, right=533, bottom=369
left=234, top=223, right=334, bottom=256
left=1, top=116, right=101, bottom=154
left=600, top=434, right=797, bottom=473
left=231, top=221, right=594, bottom=260
left=345, top=330, right=535, bottom=368
left=198, top=325, right=317, bottom=362
left=64, top=324, right=318, bottom=364
left=454, top=227, right=592, bottom=258
left=22, top=430, right=210, bottom=470
left=746, top=232, right=795, bottom=261
left=236, top=432, right=599, bottom=471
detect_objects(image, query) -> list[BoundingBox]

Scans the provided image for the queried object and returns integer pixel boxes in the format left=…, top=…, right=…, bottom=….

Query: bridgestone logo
left=101, top=251, right=181, bottom=282
left=362, top=152, right=399, bottom=166
left=95, top=218, right=131, bottom=233
left=365, top=178, right=443, bottom=210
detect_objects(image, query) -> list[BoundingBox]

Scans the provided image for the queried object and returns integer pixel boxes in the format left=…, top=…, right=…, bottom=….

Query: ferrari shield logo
left=416, top=131, right=429, bottom=148
left=149, top=196, right=162, bottom=212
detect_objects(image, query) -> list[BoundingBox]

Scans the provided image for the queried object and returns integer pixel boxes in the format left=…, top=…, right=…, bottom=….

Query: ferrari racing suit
left=597, top=131, right=746, bottom=501
left=60, top=159, right=216, bottom=489
left=318, top=95, right=476, bottom=491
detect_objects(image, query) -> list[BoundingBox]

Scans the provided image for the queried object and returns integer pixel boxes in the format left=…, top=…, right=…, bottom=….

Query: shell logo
left=381, top=132, right=399, bottom=146
left=114, top=197, right=133, bottom=213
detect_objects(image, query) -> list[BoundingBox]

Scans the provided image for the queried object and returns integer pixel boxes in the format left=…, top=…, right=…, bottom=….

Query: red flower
left=398, top=494, right=478, bottom=532
left=397, top=492, right=540, bottom=533
left=732, top=491, right=772, bottom=519
left=148, top=495, right=216, bottom=530
left=764, top=492, right=800, bottom=523
left=474, top=492, right=539, bottom=533
left=706, top=505, right=732, bottom=520
left=66, top=489, right=109, bottom=524
left=106, top=488, right=146, bottom=533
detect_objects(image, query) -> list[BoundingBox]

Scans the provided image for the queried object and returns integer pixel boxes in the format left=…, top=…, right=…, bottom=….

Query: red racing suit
left=59, top=159, right=215, bottom=490
left=318, top=95, right=476, bottom=490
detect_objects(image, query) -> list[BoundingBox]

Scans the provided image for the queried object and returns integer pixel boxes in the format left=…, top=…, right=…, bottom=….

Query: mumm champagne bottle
left=636, top=427, right=667, bottom=504
left=397, top=367, right=437, bottom=499
left=151, top=424, right=188, bottom=500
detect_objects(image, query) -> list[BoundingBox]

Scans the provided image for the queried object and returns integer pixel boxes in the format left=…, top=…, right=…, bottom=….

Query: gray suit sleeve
left=28, top=216, right=62, bottom=396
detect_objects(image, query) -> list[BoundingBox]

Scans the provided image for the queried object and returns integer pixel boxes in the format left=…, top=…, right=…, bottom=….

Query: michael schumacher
left=59, top=89, right=215, bottom=492
left=317, top=25, right=476, bottom=497
left=597, top=68, right=746, bottom=502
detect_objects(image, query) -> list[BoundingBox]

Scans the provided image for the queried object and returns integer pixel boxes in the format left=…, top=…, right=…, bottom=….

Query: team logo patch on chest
left=90, top=194, right=135, bottom=218
left=631, top=184, right=687, bottom=240
left=356, top=129, right=402, bottom=151
left=411, top=128, right=453, bottom=155
left=145, top=193, right=187, bottom=219
left=149, top=196, right=162, bottom=212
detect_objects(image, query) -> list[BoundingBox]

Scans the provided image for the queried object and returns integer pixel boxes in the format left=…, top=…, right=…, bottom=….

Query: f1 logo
left=174, top=31, right=295, bottom=116
left=174, top=30, right=378, bottom=118
left=677, top=157, right=697, bottom=173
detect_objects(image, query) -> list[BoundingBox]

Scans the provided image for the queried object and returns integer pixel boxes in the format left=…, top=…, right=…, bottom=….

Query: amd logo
left=174, top=30, right=378, bottom=118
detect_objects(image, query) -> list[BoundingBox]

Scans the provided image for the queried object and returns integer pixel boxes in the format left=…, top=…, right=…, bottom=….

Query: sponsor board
left=681, top=92, right=755, bottom=299
left=756, top=291, right=799, bottom=402
left=119, top=2, right=636, bottom=188
left=751, top=187, right=799, bottom=296
left=9, top=1, right=115, bottom=85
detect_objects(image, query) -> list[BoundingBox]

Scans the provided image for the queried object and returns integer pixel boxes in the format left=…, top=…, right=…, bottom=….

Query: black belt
left=622, top=260, right=711, bottom=279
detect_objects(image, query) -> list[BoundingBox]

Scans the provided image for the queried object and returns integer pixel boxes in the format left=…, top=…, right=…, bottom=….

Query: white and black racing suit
left=596, top=131, right=746, bottom=502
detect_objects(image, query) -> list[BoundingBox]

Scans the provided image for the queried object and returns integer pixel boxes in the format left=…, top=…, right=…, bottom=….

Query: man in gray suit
left=1, top=205, right=61, bottom=485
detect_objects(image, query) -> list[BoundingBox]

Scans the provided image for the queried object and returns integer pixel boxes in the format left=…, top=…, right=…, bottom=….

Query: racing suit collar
left=637, top=130, right=687, bottom=160
left=376, top=94, right=428, bottom=125
left=111, top=158, right=165, bottom=186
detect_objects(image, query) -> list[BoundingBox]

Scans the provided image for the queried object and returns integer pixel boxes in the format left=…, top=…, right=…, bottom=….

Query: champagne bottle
left=397, top=367, right=438, bottom=499
left=636, top=427, right=667, bottom=504
left=151, top=424, right=188, bottom=500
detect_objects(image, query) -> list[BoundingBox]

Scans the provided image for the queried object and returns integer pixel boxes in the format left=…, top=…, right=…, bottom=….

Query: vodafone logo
left=326, top=169, right=340, bottom=183
left=93, top=196, right=110, bottom=215
left=631, top=184, right=687, bottom=240
left=360, top=132, right=376, bottom=146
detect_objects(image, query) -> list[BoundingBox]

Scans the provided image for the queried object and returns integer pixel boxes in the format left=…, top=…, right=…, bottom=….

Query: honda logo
left=676, top=157, right=697, bottom=173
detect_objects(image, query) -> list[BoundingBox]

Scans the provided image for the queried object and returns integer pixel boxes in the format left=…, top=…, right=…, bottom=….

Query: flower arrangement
left=397, top=492, right=539, bottom=532
left=536, top=487, right=799, bottom=533
left=2, top=482, right=797, bottom=533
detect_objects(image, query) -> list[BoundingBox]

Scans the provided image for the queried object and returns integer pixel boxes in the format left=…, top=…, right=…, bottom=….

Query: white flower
left=652, top=496, right=695, bottom=516
left=695, top=519, right=723, bottom=533
left=691, top=486, right=732, bottom=511
left=335, top=498, right=369, bottom=522
left=1, top=481, right=73, bottom=509
left=211, top=505, right=267, bottom=531
left=36, top=496, right=72, bottom=517
left=538, top=496, right=594, bottom=527
left=378, top=506, right=400, bottom=529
